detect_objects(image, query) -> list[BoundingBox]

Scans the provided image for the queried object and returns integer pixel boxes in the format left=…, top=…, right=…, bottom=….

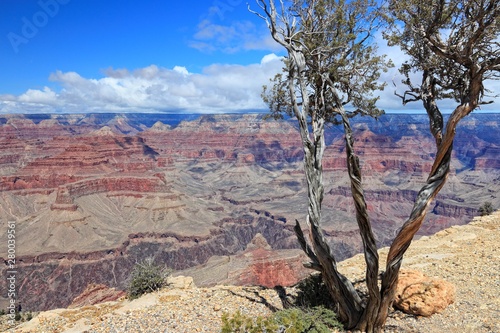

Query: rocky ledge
left=3, top=211, right=498, bottom=333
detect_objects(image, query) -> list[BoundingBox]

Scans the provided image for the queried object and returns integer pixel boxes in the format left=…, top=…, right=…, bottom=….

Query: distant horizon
left=1, top=110, right=499, bottom=117
left=1, top=1, right=499, bottom=115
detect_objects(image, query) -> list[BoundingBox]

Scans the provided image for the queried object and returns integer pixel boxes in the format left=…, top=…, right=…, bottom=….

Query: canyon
left=0, top=112, right=498, bottom=312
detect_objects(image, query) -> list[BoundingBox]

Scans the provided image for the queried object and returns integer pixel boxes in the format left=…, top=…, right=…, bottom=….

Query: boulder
left=394, top=269, right=455, bottom=316
left=167, top=275, right=195, bottom=289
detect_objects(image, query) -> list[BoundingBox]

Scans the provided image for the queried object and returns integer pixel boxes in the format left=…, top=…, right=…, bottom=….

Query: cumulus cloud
left=0, top=55, right=285, bottom=114
left=1, top=48, right=497, bottom=115
left=18, top=87, right=58, bottom=105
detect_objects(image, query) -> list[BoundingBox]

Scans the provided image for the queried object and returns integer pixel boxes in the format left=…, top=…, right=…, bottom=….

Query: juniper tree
left=253, top=0, right=499, bottom=332
left=251, top=0, right=391, bottom=330
left=381, top=0, right=500, bottom=328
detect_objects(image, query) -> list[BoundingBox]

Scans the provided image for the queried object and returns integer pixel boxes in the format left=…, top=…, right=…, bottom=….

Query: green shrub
left=221, top=306, right=342, bottom=333
left=479, top=201, right=494, bottom=216
left=278, top=307, right=343, bottom=333
left=221, top=311, right=278, bottom=333
left=127, top=258, right=171, bottom=300
left=294, top=274, right=336, bottom=309
left=0, top=309, right=5, bottom=316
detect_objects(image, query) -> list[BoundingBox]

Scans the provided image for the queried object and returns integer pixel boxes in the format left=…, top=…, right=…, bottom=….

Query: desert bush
left=479, top=202, right=494, bottom=216
left=221, top=306, right=342, bottom=333
left=127, top=258, right=171, bottom=300
left=293, top=274, right=336, bottom=309
left=276, top=307, right=343, bottom=333
left=221, top=311, right=278, bottom=333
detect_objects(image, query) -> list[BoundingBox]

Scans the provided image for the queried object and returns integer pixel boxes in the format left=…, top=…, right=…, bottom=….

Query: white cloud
left=2, top=40, right=498, bottom=115
left=173, top=66, right=189, bottom=76
left=18, top=87, right=58, bottom=105
left=261, top=53, right=282, bottom=64
left=0, top=55, right=285, bottom=114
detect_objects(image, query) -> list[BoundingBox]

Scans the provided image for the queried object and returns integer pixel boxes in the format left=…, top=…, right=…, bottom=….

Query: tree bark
left=373, top=99, right=477, bottom=331
left=338, top=110, right=381, bottom=332
left=294, top=103, right=364, bottom=327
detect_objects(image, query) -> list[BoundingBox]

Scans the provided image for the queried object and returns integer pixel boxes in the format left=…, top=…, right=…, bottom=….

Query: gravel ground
left=3, top=286, right=285, bottom=333
left=2, top=211, right=499, bottom=333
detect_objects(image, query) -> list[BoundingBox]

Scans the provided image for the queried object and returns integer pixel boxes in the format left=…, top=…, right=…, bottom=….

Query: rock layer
left=0, top=113, right=498, bottom=312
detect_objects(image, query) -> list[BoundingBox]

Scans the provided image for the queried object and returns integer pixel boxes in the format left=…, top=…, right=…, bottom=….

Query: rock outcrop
left=237, top=233, right=311, bottom=287
left=394, top=270, right=456, bottom=316
left=68, top=284, right=125, bottom=309
left=166, top=276, right=195, bottom=290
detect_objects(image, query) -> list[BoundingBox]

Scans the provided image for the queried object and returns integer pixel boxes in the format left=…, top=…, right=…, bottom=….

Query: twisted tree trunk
left=376, top=114, right=472, bottom=325
left=335, top=109, right=381, bottom=332
left=373, top=75, right=479, bottom=330
left=290, top=59, right=364, bottom=326
left=294, top=75, right=479, bottom=332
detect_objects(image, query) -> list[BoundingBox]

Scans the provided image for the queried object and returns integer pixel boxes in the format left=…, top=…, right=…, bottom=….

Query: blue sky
left=0, top=0, right=498, bottom=114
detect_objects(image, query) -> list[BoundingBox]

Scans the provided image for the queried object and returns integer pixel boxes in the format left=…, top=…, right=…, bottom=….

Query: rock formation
left=68, top=284, right=125, bottom=309
left=0, top=112, right=498, bottom=312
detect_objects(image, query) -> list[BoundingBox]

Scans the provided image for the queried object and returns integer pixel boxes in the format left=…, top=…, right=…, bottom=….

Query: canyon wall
left=0, top=113, right=498, bottom=311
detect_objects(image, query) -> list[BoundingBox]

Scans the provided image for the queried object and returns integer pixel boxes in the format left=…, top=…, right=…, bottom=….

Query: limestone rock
left=167, top=275, right=195, bottom=289
left=68, top=283, right=125, bottom=308
left=394, top=269, right=456, bottom=316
